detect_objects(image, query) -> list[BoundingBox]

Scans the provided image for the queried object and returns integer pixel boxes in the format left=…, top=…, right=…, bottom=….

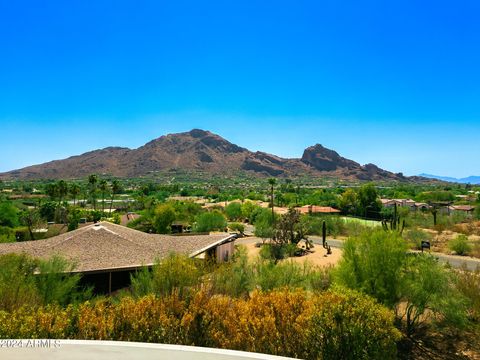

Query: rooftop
left=0, top=222, right=234, bottom=273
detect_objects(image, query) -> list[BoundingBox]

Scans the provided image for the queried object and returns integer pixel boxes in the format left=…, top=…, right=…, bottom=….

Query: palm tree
left=57, top=180, right=68, bottom=205
left=69, top=183, right=81, bottom=208
left=268, top=178, right=277, bottom=224
left=99, top=179, right=109, bottom=213
left=88, top=174, right=98, bottom=210
left=109, top=180, right=121, bottom=214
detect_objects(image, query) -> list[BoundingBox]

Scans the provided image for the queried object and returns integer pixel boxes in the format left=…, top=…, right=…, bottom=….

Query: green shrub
left=210, top=246, right=254, bottom=298
left=0, top=226, right=15, bottom=243
left=449, top=235, right=472, bottom=256
left=225, top=202, right=243, bottom=221
left=228, top=222, right=245, bottom=235
left=194, top=211, right=227, bottom=233
left=259, top=243, right=286, bottom=261
left=308, top=288, right=401, bottom=360
left=131, top=253, right=205, bottom=298
left=35, top=255, right=86, bottom=306
left=405, top=228, right=432, bottom=250
left=335, top=230, right=407, bottom=307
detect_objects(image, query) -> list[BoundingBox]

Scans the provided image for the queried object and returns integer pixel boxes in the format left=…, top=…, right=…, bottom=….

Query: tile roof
left=0, top=222, right=234, bottom=273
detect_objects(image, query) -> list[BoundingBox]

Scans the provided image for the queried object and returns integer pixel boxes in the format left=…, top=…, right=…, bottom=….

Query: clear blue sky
left=1, top=1, right=479, bottom=177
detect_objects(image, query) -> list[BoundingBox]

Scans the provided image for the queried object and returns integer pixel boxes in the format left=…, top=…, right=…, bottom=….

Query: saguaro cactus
left=381, top=203, right=405, bottom=235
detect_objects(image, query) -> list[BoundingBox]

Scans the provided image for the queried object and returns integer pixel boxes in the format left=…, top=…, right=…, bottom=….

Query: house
left=0, top=222, right=236, bottom=294
left=297, top=205, right=341, bottom=214
left=448, top=205, right=476, bottom=215
left=381, top=198, right=431, bottom=211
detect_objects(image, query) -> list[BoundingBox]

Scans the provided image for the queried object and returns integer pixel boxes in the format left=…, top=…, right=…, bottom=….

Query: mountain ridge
left=1, top=129, right=419, bottom=182
left=419, top=173, right=480, bottom=185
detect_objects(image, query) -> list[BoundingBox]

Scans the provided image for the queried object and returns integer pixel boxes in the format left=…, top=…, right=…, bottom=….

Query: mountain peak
left=0, top=129, right=411, bottom=182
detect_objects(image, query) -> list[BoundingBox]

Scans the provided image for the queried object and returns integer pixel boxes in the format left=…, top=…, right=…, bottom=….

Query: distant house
left=297, top=205, right=341, bottom=215
left=449, top=205, right=476, bottom=215
left=380, top=198, right=430, bottom=211
left=0, top=222, right=236, bottom=294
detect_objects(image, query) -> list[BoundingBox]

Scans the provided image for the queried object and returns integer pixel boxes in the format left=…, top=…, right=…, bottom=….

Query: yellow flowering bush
left=0, top=288, right=400, bottom=359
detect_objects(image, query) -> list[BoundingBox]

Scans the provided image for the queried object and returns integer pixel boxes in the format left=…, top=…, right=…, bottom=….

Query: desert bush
left=228, top=222, right=245, bottom=235
left=0, top=254, right=86, bottom=312
left=130, top=253, right=205, bottom=299
left=0, top=254, right=39, bottom=312
left=456, top=265, right=480, bottom=322
left=405, top=228, right=432, bottom=250
left=334, top=230, right=407, bottom=307
left=0, top=288, right=400, bottom=359
left=449, top=234, right=472, bottom=256
left=400, top=254, right=468, bottom=335
left=259, top=243, right=286, bottom=261
left=225, top=202, right=243, bottom=221
left=307, top=288, right=401, bottom=360
left=35, top=255, right=86, bottom=306
left=210, top=246, right=254, bottom=298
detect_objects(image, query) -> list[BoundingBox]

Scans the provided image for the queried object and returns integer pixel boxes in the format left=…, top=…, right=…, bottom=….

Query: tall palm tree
left=109, top=180, right=121, bottom=214
left=99, top=179, right=109, bottom=213
left=57, top=180, right=68, bottom=205
left=88, top=174, right=98, bottom=210
left=69, top=183, right=81, bottom=208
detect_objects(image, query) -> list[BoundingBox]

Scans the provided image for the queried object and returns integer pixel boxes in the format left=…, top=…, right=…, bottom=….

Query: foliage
left=0, top=201, right=19, bottom=228
left=335, top=230, right=407, bottom=307
left=0, top=226, right=16, bottom=243
left=194, top=211, right=227, bottom=233
left=0, top=254, right=38, bottom=312
left=0, top=288, right=400, bottom=360
left=448, top=234, right=472, bottom=256
left=35, top=255, right=86, bottom=306
left=0, top=254, right=85, bottom=312
left=400, top=254, right=468, bottom=335
left=253, top=208, right=275, bottom=240
left=456, top=265, right=480, bottom=322
left=224, top=202, right=243, bottom=221
left=210, top=246, right=254, bottom=298
left=228, top=222, right=245, bottom=235
left=130, top=253, right=205, bottom=298
left=39, top=201, right=57, bottom=222
left=404, top=228, right=432, bottom=250
left=153, top=203, right=176, bottom=234
left=273, top=208, right=309, bottom=246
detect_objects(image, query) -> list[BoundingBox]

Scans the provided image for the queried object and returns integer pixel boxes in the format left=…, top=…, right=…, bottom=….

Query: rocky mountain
left=1, top=129, right=409, bottom=181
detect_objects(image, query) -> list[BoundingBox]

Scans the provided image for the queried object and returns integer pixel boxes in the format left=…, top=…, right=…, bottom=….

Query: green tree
left=194, top=211, right=227, bottom=233
left=357, top=183, right=381, bottom=219
left=98, top=179, right=109, bottom=213
left=339, top=188, right=358, bottom=215
left=225, top=202, right=243, bottom=221
left=109, top=180, right=121, bottom=214
left=56, top=180, right=68, bottom=204
left=69, top=183, right=81, bottom=208
left=253, top=208, right=276, bottom=240
left=153, top=203, right=176, bottom=234
left=88, top=174, right=98, bottom=210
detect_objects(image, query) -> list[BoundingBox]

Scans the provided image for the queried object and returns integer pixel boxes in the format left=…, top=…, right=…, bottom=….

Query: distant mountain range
left=0, top=129, right=433, bottom=182
left=419, top=174, right=480, bottom=185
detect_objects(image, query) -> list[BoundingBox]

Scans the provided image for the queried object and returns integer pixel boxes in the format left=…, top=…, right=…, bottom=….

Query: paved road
left=309, top=236, right=480, bottom=271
